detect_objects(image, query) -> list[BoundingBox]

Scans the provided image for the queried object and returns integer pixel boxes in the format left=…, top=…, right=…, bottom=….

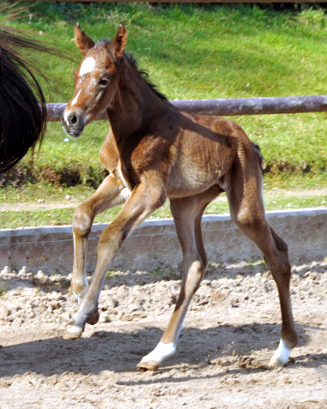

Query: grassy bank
left=1, top=183, right=327, bottom=229
left=1, top=2, right=327, bottom=227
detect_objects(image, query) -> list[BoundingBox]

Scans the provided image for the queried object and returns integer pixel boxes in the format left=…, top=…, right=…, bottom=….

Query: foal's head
left=62, top=24, right=127, bottom=137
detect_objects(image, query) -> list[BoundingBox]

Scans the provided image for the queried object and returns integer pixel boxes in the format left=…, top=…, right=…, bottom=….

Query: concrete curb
left=1, top=208, right=326, bottom=274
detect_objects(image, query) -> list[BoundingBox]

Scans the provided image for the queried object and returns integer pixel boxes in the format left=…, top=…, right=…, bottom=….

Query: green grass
left=1, top=2, right=327, bottom=227
left=2, top=3, right=327, bottom=179
left=1, top=186, right=327, bottom=229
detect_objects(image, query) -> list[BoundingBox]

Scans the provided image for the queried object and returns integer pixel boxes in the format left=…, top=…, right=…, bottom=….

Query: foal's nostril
left=68, top=114, right=78, bottom=125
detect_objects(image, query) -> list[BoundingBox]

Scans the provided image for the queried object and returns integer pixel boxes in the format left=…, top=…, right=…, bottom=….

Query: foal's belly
left=165, top=137, right=231, bottom=199
left=166, top=166, right=221, bottom=199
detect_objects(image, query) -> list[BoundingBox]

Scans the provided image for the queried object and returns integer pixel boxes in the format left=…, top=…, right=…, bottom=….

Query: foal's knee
left=72, top=203, right=94, bottom=238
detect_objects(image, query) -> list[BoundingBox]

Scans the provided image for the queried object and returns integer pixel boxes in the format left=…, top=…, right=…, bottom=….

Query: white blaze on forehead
left=63, top=109, right=69, bottom=122
left=79, top=57, right=96, bottom=76
left=71, top=90, right=81, bottom=107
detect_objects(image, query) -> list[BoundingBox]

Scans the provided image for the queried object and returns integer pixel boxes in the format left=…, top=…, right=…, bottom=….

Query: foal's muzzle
left=61, top=111, right=85, bottom=138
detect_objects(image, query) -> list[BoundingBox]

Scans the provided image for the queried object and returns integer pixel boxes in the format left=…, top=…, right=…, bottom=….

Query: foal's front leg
left=71, top=174, right=129, bottom=305
left=64, top=180, right=166, bottom=339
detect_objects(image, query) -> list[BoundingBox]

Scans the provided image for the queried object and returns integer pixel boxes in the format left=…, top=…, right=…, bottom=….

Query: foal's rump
left=209, top=115, right=264, bottom=181
left=189, top=113, right=262, bottom=171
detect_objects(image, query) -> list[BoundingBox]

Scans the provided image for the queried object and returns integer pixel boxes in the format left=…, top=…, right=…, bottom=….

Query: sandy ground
left=0, top=260, right=327, bottom=408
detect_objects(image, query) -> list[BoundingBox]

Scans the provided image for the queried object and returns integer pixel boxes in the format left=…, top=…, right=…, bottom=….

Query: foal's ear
left=74, top=23, right=95, bottom=55
left=108, top=25, right=127, bottom=59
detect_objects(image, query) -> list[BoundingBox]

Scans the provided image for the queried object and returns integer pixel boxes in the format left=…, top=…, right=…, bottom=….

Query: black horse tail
left=0, top=27, right=48, bottom=173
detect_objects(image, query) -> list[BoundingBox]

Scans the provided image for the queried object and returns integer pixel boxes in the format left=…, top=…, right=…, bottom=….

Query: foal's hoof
left=63, top=321, right=83, bottom=340
left=136, top=342, right=176, bottom=371
left=269, top=339, right=292, bottom=368
left=269, top=355, right=286, bottom=368
left=87, top=311, right=100, bottom=325
left=136, top=359, right=159, bottom=372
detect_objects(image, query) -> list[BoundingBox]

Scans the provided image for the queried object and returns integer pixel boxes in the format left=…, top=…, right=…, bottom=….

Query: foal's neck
left=107, top=58, right=168, bottom=143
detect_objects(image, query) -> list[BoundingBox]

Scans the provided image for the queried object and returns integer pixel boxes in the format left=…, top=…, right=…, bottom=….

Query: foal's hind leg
left=227, top=163, right=298, bottom=366
left=137, top=186, right=222, bottom=371
left=71, top=174, right=128, bottom=307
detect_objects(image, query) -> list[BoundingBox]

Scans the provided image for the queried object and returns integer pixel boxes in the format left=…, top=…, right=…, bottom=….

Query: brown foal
left=61, top=24, right=298, bottom=370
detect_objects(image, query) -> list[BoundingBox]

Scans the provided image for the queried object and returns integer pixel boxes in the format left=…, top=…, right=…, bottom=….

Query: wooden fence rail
left=47, top=95, right=327, bottom=121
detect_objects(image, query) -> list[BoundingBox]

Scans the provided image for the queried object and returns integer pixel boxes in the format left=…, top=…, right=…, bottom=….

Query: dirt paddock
left=0, top=259, right=327, bottom=408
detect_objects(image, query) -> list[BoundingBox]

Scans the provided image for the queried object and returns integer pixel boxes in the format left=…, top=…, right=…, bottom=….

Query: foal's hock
left=62, top=24, right=298, bottom=371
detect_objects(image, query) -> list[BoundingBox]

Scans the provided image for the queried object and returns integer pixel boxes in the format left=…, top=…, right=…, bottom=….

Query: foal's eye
left=98, top=79, right=109, bottom=87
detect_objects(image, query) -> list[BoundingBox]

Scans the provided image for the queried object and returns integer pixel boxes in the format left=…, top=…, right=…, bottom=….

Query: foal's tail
left=252, top=142, right=264, bottom=174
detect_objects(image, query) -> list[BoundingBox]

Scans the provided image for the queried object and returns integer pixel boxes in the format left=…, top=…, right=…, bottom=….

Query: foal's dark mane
left=97, top=38, right=169, bottom=103
left=128, top=54, right=169, bottom=103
